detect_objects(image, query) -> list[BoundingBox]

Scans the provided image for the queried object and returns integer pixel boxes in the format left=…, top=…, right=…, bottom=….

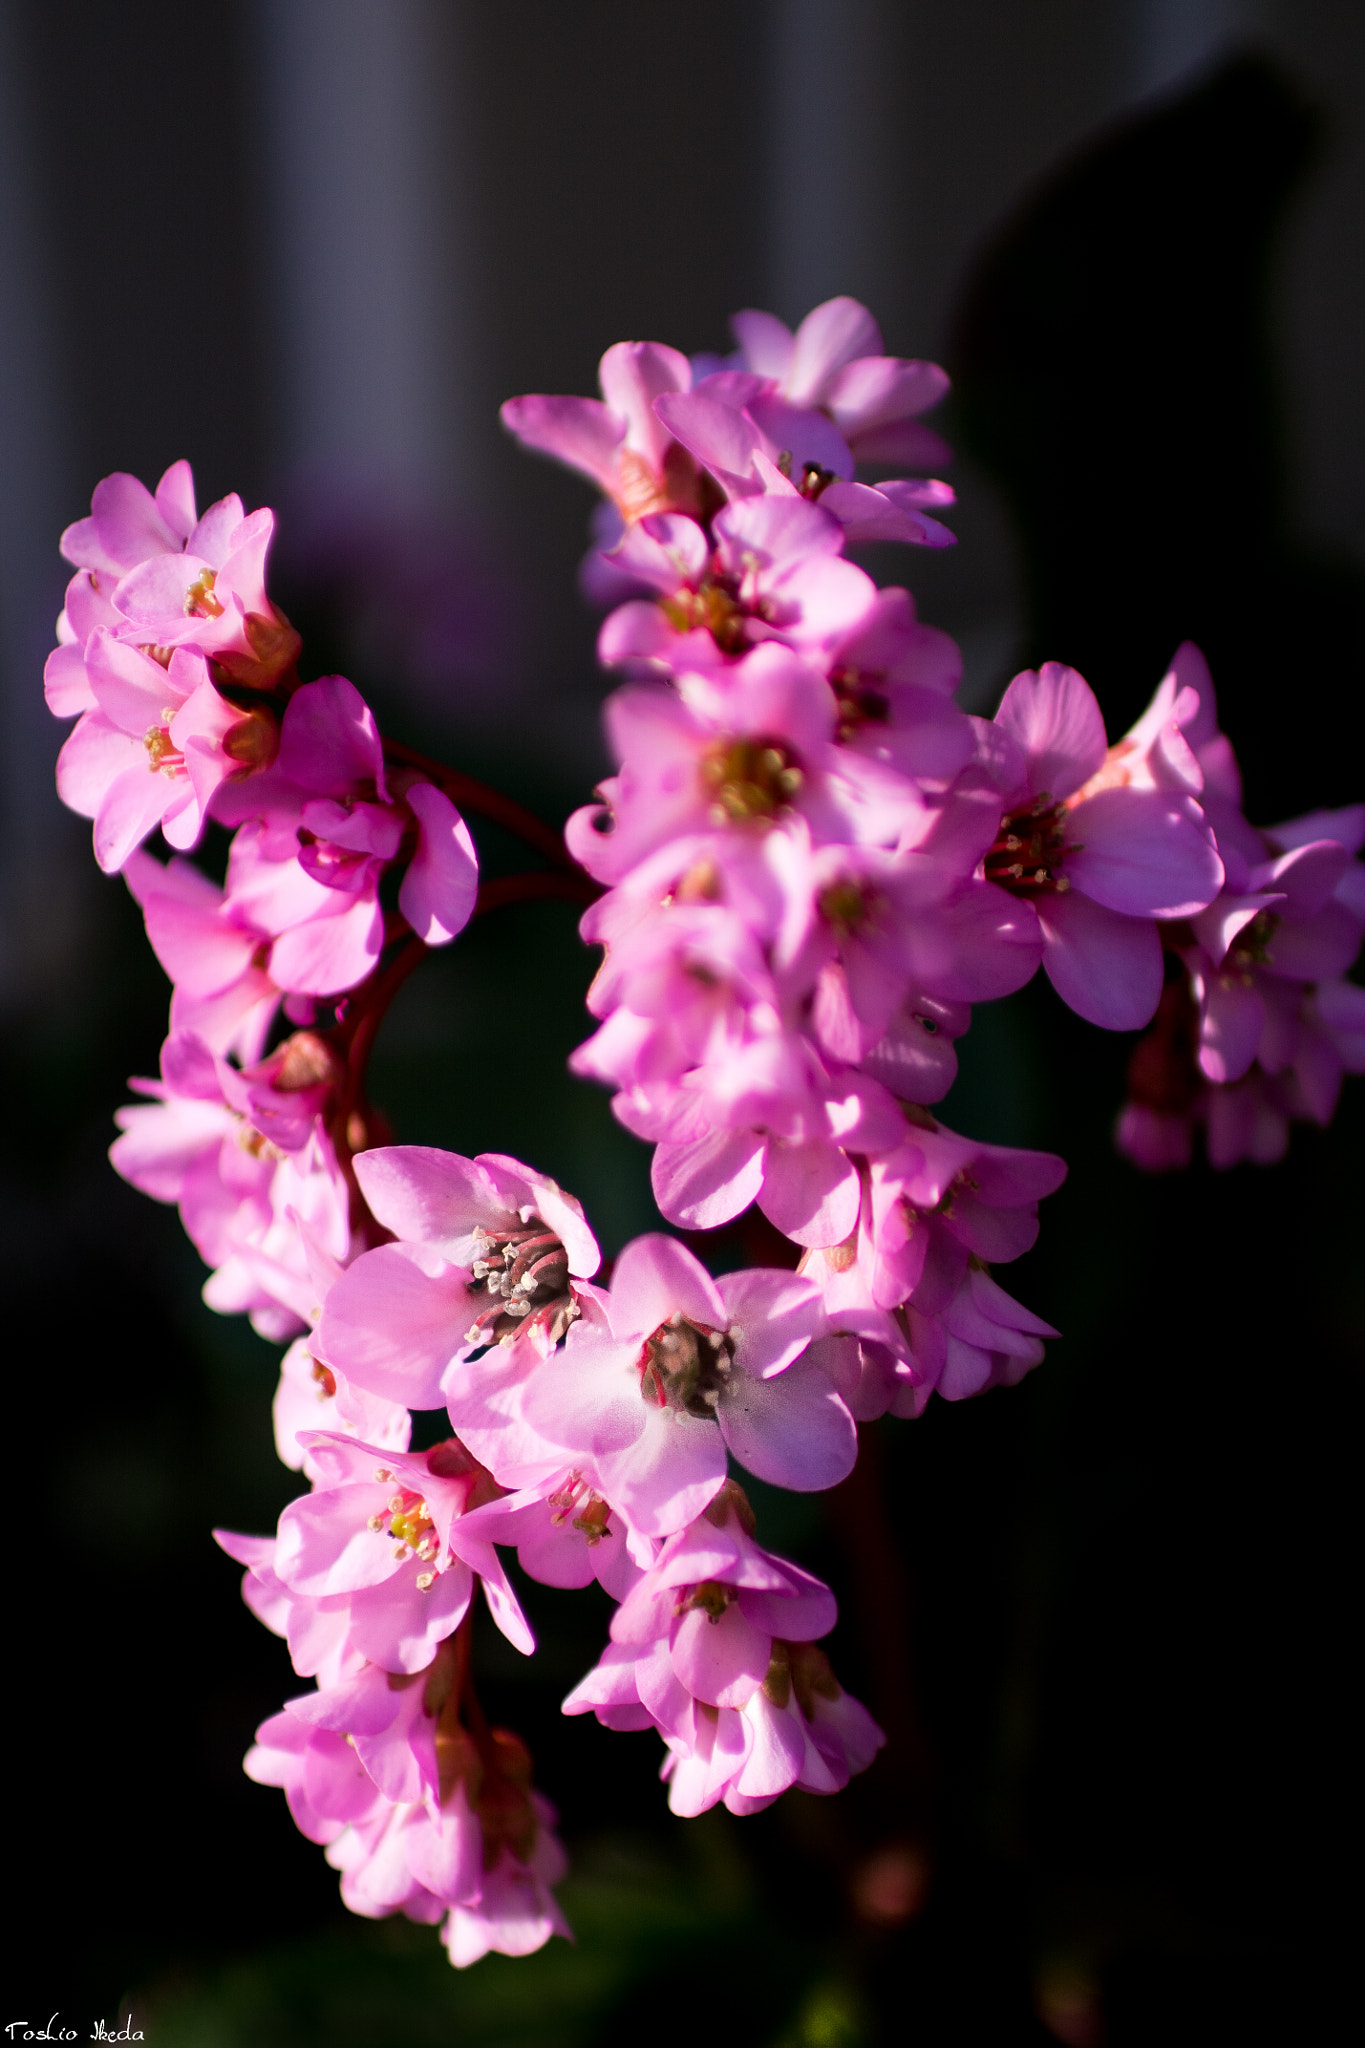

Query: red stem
left=475, top=869, right=600, bottom=914
left=383, top=736, right=578, bottom=871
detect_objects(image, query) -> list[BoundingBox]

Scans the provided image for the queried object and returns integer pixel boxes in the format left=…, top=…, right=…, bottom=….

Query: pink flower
left=441, top=1809, right=571, bottom=1967
left=110, top=1028, right=351, bottom=1339
left=272, top=1431, right=532, bottom=1670
left=564, top=1485, right=882, bottom=1815
left=245, top=1704, right=385, bottom=1844
left=795, top=1113, right=1065, bottom=1410
left=460, top=1465, right=651, bottom=1601
left=727, top=296, right=952, bottom=470
left=596, top=498, right=882, bottom=675
left=123, top=849, right=281, bottom=1061
left=273, top=1334, right=412, bottom=1481
left=48, top=460, right=301, bottom=706
left=982, top=662, right=1224, bottom=1028
left=54, top=632, right=251, bottom=872
left=517, top=1234, right=852, bottom=1535
left=500, top=340, right=703, bottom=524
left=217, top=678, right=478, bottom=996
left=566, top=644, right=926, bottom=891
left=45, top=460, right=200, bottom=717
left=653, top=383, right=955, bottom=549
left=321, top=1146, right=601, bottom=1417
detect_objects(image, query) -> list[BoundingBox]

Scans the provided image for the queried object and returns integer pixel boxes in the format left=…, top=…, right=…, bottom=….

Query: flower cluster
left=1116, top=646, right=1365, bottom=1169
left=46, top=295, right=1361, bottom=1972
left=505, top=298, right=1237, bottom=1408
left=45, top=461, right=480, bottom=1338
left=219, top=1434, right=569, bottom=1966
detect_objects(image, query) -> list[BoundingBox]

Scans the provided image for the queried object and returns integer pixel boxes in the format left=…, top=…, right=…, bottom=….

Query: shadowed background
left=0, top=4, right=1362, bottom=2043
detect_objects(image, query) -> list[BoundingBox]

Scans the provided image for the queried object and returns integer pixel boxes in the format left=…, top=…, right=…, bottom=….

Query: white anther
left=367, top=1514, right=385, bottom=1533
left=416, top=1572, right=435, bottom=1592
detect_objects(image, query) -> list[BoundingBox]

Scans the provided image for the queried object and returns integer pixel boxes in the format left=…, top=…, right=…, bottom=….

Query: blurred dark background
left=2, top=4, right=1363, bottom=2043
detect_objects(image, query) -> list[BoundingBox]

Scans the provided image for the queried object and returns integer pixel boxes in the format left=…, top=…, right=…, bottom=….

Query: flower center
left=660, top=578, right=748, bottom=654
left=983, top=796, right=1074, bottom=895
left=546, top=1472, right=614, bottom=1544
left=465, top=1219, right=577, bottom=1349
left=674, top=1578, right=735, bottom=1621
left=640, top=1312, right=734, bottom=1419
left=144, top=716, right=185, bottom=774
left=827, top=665, right=891, bottom=744
left=699, top=735, right=804, bottom=825
left=818, top=875, right=878, bottom=936
left=183, top=568, right=224, bottom=619
left=1226, top=909, right=1279, bottom=975
left=367, top=1483, right=443, bottom=1588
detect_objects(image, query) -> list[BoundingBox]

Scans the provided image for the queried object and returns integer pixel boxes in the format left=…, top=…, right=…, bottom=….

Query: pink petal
left=757, top=1137, right=860, bottom=1248
left=154, top=459, right=198, bottom=541
left=651, top=1128, right=766, bottom=1229
left=1036, top=889, right=1163, bottom=1030
left=499, top=393, right=624, bottom=491
left=824, top=356, right=949, bottom=433
left=268, top=891, right=384, bottom=996
left=653, top=390, right=762, bottom=497
left=44, top=642, right=95, bottom=717
left=1199, top=976, right=1266, bottom=1085
left=730, top=308, right=794, bottom=379
left=994, top=664, right=1107, bottom=801
left=718, top=1268, right=823, bottom=1378
left=317, top=1241, right=465, bottom=1407
left=398, top=782, right=478, bottom=944
left=609, top=1233, right=726, bottom=1338
left=1065, top=788, right=1223, bottom=918
left=671, top=1602, right=769, bottom=1709
left=785, top=297, right=882, bottom=405
left=279, top=677, right=386, bottom=797
left=718, top=1358, right=856, bottom=1490
left=598, top=340, right=692, bottom=470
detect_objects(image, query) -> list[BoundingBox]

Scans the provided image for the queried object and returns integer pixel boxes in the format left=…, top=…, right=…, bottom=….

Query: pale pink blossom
left=500, top=340, right=701, bottom=524
left=318, top=1146, right=599, bottom=1487
left=216, top=677, right=478, bottom=996
left=55, top=632, right=249, bottom=872
left=982, top=662, right=1224, bottom=1028
left=271, top=1431, right=532, bottom=1670
left=518, top=1234, right=851, bottom=1534
left=123, top=849, right=281, bottom=1061
left=110, top=1028, right=351, bottom=1339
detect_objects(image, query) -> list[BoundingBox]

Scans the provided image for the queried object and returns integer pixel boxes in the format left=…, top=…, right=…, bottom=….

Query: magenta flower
left=565, top=1489, right=882, bottom=1817
left=566, top=643, right=925, bottom=893
left=124, top=849, right=281, bottom=1062
left=982, top=662, right=1224, bottom=1027
left=111, top=1028, right=351, bottom=1339
left=216, top=677, right=479, bottom=996
left=727, top=295, right=952, bottom=470
left=272, top=1431, right=532, bottom=1670
left=517, top=1234, right=851, bottom=1534
left=596, top=498, right=882, bottom=675
left=317, top=1145, right=600, bottom=1486
left=55, top=632, right=247, bottom=872
left=500, top=340, right=702, bottom=524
